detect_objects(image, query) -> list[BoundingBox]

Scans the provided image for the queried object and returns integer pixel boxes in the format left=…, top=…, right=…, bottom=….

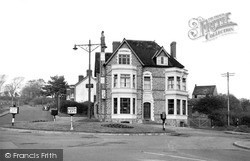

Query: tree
left=4, top=77, right=24, bottom=105
left=192, top=94, right=243, bottom=126
left=21, top=79, right=45, bottom=99
left=42, top=76, right=68, bottom=110
left=0, top=75, right=7, bottom=94
left=240, top=98, right=250, bottom=112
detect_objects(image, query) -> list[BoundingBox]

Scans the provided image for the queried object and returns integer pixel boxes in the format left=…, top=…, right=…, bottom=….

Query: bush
left=241, top=115, right=250, bottom=127
left=59, top=100, right=93, bottom=115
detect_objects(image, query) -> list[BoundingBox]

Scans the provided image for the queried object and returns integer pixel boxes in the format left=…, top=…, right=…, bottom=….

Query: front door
left=143, top=102, right=151, bottom=120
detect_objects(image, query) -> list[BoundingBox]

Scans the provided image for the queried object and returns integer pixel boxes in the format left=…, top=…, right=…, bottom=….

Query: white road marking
left=143, top=151, right=207, bottom=161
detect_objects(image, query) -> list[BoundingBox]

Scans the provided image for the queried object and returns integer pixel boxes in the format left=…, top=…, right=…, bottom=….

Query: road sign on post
left=67, top=107, right=77, bottom=130
left=10, top=106, right=19, bottom=114
left=9, top=106, right=19, bottom=126
left=85, top=84, right=93, bottom=88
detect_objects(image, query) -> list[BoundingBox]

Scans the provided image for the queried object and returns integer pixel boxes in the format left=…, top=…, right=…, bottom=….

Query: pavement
left=0, top=110, right=9, bottom=117
left=225, top=131, right=250, bottom=150
left=233, top=141, right=250, bottom=150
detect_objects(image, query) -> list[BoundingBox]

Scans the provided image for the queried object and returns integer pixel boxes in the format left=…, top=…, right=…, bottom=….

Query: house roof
left=94, top=39, right=185, bottom=76
left=192, top=85, right=217, bottom=96
left=105, top=39, right=184, bottom=68
left=94, top=52, right=112, bottom=77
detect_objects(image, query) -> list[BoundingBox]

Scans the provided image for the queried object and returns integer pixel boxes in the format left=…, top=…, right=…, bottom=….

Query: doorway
left=143, top=102, right=151, bottom=120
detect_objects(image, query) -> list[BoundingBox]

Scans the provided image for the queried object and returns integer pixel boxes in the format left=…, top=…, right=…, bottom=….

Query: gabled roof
left=192, top=85, right=217, bottom=96
left=152, top=46, right=169, bottom=59
left=105, top=39, right=184, bottom=68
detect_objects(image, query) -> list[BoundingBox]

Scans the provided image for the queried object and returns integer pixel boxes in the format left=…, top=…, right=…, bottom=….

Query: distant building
left=95, top=32, right=189, bottom=126
left=66, top=85, right=75, bottom=101
left=66, top=71, right=97, bottom=103
left=192, top=85, right=217, bottom=99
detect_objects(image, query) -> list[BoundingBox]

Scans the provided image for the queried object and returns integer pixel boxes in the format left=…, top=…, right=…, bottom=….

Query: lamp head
left=73, top=45, right=78, bottom=50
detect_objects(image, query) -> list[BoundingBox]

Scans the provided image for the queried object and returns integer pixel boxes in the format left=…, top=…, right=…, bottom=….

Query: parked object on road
left=42, top=105, right=50, bottom=111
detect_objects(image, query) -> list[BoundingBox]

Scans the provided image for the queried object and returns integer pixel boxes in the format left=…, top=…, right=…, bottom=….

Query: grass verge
left=1, top=117, right=173, bottom=134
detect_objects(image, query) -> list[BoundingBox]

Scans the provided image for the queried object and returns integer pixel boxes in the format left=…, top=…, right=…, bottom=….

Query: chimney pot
left=78, top=75, right=84, bottom=82
left=101, top=31, right=106, bottom=52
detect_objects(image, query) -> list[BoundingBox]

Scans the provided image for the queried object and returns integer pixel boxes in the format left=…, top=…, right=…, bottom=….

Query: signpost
left=9, top=106, right=19, bottom=126
left=67, top=107, right=77, bottom=130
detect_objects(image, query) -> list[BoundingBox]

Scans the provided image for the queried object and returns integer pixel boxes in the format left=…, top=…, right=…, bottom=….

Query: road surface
left=0, top=127, right=249, bottom=161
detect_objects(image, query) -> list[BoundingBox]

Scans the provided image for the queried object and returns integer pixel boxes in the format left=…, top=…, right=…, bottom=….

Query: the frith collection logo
left=188, top=12, right=237, bottom=41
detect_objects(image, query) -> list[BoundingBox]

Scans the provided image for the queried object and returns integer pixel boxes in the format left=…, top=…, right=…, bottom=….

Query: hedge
left=59, top=100, right=93, bottom=115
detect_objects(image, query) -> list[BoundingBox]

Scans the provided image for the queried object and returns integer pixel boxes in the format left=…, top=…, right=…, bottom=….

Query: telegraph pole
left=221, top=72, right=235, bottom=126
left=73, top=40, right=101, bottom=119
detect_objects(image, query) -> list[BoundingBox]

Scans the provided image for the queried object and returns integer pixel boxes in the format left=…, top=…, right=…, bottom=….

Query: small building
left=66, top=71, right=97, bottom=103
left=192, top=85, right=217, bottom=99
left=95, top=32, right=189, bottom=126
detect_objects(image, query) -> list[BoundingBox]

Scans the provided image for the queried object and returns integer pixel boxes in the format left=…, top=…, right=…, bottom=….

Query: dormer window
left=157, top=56, right=168, bottom=66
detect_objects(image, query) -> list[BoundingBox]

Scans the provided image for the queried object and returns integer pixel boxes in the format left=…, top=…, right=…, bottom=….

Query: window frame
left=182, top=100, right=186, bottom=115
left=120, top=74, right=131, bottom=88
left=144, top=76, right=151, bottom=90
left=177, top=77, right=181, bottom=90
left=118, top=54, right=130, bottom=65
left=168, top=99, right=174, bottom=115
left=182, top=78, right=186, bottom=91
left=120, top=98, right=130, bottom=114
left=113, top=98, right=118, bottom=114
left=113, top=74, right=118, bottom=88
left=168, top=77, right=174, bottom=90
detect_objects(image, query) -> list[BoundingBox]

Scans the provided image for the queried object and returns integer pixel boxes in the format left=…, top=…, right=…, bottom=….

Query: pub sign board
left=10, top=106, right=19, bottom=114
left=67, top=107, right=77, bottom=115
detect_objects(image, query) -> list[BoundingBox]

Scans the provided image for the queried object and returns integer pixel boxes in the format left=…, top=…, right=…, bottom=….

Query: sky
left=0, top=0, right=249, bottom=99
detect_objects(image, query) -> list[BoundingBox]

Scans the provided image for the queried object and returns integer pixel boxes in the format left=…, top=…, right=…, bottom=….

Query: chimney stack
left=100, top=31, right=106, bottom=52
left=86, top=70, right=92, bottom=77
left=112, top=41, right=121, bottom=52
left=170, top=41, right=176, bottom=58
left=78, top=75, right=84, bottom=82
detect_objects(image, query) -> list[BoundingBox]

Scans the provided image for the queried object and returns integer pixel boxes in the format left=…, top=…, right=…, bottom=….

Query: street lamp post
left=73, top=40, right=100, bottom=119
